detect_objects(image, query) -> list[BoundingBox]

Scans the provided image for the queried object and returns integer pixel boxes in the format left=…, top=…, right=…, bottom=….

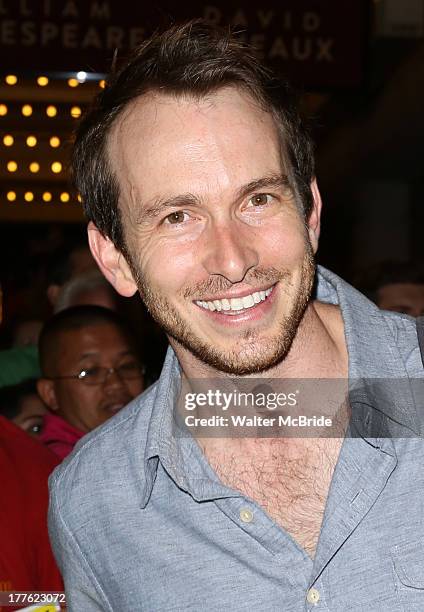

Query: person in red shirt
left=0, top=416, right=63, bottom=611
left=37, top=305, right=145, bottom=460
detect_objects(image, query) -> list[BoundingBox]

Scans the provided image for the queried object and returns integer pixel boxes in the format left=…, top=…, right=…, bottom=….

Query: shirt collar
left=316, top=266, right=420, bottom=444
left=140, top=348, right=238, bottom=507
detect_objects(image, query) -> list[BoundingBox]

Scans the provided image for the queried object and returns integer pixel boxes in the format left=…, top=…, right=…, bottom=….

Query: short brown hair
left=73, top=19, right=315, bottom=254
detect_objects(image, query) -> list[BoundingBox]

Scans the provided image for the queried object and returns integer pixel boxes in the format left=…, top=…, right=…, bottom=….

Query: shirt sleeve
left=48, top=477, right=112, bottom=612
left=0, top=345, right=41, bottom=387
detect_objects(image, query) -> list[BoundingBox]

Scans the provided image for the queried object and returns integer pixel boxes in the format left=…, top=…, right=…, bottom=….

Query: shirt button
left=239, top=508, right=254, bottom=523
left=306, top=587, right=320, bottom=604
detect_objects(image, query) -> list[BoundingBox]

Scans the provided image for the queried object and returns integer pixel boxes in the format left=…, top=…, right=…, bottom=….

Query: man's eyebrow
left=137, top=193, right=200, bottom=222
left=235, top=174, right=291, bottom=202
left=136, top=174, right=290, bottom=223
left=77, top=349, right=133, bottom=363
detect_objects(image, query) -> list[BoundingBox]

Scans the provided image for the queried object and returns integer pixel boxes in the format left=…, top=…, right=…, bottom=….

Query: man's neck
left=179, top=299, right=349, bottom=558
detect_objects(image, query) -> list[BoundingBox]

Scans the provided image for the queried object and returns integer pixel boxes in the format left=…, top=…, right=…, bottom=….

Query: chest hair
left=207, top=438, right=342, bottom=557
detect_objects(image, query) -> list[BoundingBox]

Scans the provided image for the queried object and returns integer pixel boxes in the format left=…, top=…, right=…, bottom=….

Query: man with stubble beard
left=49, top=21, right=424, bottom=611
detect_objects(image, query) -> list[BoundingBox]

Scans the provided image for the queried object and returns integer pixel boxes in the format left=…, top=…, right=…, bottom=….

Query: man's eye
left=164, top=211, right=188, bottom=225
left=30, top=423, right=43, bottom=435
left=248, top=193, right=273, bottom=207
left=80, top=367, right=101, bottom=379
left=118, top=361, right=142, bottom=373
left=117, top=361, right=145, bottom=378
left=119, top=361, right=137, bottom=369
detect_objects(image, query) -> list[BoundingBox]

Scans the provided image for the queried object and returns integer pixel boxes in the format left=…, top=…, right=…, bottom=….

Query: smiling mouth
left=194, top=285, right=275, bottom=314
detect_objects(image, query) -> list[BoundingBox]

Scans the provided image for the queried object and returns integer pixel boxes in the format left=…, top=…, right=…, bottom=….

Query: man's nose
left=103, top=368, right=126, bottom=391
left=201, top=221, right=259, bottom=283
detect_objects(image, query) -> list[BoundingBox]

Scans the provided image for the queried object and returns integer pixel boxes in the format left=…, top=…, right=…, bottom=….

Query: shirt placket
left=215, top=495, right=315, bottom=604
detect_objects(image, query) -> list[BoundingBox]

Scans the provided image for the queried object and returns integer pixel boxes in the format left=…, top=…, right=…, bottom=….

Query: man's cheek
left=146, top=252, right=198, bottom=292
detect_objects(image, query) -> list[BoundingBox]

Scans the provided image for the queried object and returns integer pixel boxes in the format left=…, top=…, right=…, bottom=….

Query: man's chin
left=171, top=333, right=294, bottom=376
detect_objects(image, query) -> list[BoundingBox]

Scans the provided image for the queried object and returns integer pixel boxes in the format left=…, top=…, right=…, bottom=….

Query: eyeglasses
left=47, top=361, right=145, bottom=386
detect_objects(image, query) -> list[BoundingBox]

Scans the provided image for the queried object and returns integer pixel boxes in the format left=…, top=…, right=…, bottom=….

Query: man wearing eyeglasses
left=37, top=305, right=145, bottom=459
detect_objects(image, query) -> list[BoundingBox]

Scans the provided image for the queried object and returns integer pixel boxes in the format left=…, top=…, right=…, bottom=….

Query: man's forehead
left=57, top=323, right=129, bottom=350
left=107, top=87, right=282, bottom=213
left=109, top=87, right=277, bottom=160
left=112, top=85, right=266, bottom=131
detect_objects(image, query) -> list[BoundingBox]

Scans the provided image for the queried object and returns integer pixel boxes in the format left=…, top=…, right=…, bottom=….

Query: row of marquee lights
left=0, top=72, right=104, bottom=118
left=2, top=135, right=61, bottom=147
left=6, top=191, right=82, bottom=203
left=0, top=104, right=82, bottom=118
left=3, top=74, right=106, bottom=89
left=5, top=160, right=63, bottom=173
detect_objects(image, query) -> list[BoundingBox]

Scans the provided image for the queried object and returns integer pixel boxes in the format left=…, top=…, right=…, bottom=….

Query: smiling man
left=106, top=85, right=319, bottom=377
left=49, top=21, right=424, bottom=611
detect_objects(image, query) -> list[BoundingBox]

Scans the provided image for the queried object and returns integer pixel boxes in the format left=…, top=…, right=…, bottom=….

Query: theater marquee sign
left=0, top=0, right=368, bottom=87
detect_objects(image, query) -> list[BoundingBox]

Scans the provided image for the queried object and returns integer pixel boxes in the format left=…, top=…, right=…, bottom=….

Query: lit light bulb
left=60, top=192, right=70, bottom=202
left=24, top=191, right=34, bottom=202
left=49, top=136, right=60, bottom=148
left=42, top=192, right=52, bottom=202
left=37, top=76, right=49, bottom=86
left=46, top=105, right=57, bottom=117
left=29, top=162, right=40, bottom=173
left=68, top=78, right=79, bottom=88
left=5, top=75, right=17, bottom=85
left=0, top=104, right=8, bottom=116
left=3, top=135, right=13, bottom=146
left=26, top=135, right=37, bottom=147
left=70, top=106, right=81, bottom=118
left=22, top=104, right=33, bottom=117
left=6, top=191, right=16, bottom=202
left=99, top=79, right=106, bottom=89
left=7, top=161, right=17, bottom=172
left=51, top=161, right=62, bottom=173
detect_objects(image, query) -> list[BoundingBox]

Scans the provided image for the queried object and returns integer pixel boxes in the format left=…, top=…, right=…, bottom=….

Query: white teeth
left=221, top=299, right=231, bottom=311
left=242, top=294, right=255, bottom=308
left=195, top=285, right=274, bottom=313
left=230, top=297, right=243, bottom=310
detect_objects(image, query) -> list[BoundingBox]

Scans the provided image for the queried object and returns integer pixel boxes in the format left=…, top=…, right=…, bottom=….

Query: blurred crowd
left=0, top=232, right=167, bottom=606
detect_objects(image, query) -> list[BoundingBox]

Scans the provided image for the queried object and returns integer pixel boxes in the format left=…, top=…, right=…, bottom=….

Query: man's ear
left=306, top=179, right=322, bottom=254
left=87, top=222, right=138, bottom=297
left=47, top=284, right=61, bottom=307
left=37, top=379, right=59, bottom=412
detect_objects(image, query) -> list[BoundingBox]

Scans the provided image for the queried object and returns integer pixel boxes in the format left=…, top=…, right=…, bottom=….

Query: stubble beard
left=127, top=241, right=316, bottom=376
